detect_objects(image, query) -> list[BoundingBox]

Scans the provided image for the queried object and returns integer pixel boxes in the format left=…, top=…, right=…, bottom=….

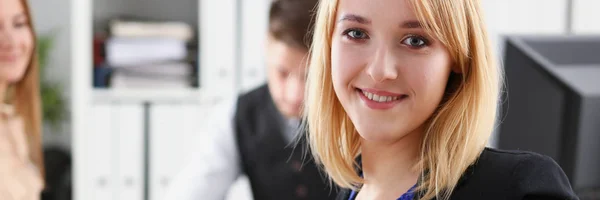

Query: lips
left=356, top=88, right=408, bottom=110
left=361, top=90, right=403, bottom=102
left=0, top=54, right=18, bottom=62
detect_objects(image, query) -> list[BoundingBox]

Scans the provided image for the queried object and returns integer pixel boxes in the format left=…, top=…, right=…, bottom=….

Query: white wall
left=572, top=0, right=600, bottom=34
left=480, top=0, right=570, bottom=147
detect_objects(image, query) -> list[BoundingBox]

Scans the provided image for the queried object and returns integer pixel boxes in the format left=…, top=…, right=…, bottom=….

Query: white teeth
left=361, top=90, right=401, bottom=102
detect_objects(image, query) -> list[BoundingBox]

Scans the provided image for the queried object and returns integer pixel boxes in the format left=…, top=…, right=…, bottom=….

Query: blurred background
left=27, top=0, right=599, bottom=199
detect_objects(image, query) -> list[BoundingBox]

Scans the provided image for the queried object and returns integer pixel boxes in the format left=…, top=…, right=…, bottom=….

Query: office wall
left=573, top=0, right=600, bottom=34
left=30, top=0, right=72, bottom=149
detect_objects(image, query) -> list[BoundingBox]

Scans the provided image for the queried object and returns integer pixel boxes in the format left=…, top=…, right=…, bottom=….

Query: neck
left=358, top=126, right=423, bottom=199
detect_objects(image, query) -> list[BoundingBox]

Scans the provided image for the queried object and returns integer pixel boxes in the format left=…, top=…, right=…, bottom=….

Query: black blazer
left=336, top=148, right=579, bottom=200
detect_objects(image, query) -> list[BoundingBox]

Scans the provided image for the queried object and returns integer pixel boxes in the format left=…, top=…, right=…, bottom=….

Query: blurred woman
left=0, top=0, right=45, bottom=199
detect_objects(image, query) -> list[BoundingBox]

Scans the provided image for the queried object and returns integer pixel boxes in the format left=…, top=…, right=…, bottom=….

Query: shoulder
left=208, top=84, right=270, bottom=124
left=234, top=83, right=275, bottom=119
left=456, top=148, right=549, bottom=188
left=475, top=148, right=566, bottom=178
left=455, top=148, right=578, bottom=199
left=237, top=84, right=270, bottom=106
left=474, top=148, right=552, bottom=173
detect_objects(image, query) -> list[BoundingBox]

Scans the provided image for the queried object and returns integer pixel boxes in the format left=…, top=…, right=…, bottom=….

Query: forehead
left=267, top=39, right=309, bottom=70
left=336, top=0, right=417, bottom=23
left=0, top=0, right=24, bottom=18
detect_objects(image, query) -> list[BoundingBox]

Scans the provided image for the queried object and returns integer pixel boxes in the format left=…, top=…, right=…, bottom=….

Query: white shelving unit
left=91, top=88, right=224, bottom=104
left=239, top=0, right=270, bottom=93
left=82, top=103, right=145, bottom=200
left=148, top=102, right=223, bottom=200
left=72, top=0, right=267, bottom=200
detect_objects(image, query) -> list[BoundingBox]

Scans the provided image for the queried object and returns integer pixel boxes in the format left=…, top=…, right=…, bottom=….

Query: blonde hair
left=5, top=0, right=45, bottom=183
left=303, top=0, right=500, bottom=199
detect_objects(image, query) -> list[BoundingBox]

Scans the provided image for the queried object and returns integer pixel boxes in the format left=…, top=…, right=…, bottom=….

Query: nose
left=0, top=30, right=15, bottom=51
left=284, top=75, right=304, bottom=108
left=366, top=45, right=398, bottom=82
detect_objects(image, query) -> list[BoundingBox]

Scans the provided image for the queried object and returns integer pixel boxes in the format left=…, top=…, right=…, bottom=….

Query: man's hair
left=268, top=0, right=318, bottom=50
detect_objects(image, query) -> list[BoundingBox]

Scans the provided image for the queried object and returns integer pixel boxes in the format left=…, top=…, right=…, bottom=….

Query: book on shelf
left=111, top=62, right=192, bottom=88
left=112, top=62, right=192, bottom=77
left=93, top=17, right=199, bottom=89
left=105, top=37, right=188, bottom=67
left=109, top=18, right=194, bottom=42
left=110, top=73, right=191, bottom=88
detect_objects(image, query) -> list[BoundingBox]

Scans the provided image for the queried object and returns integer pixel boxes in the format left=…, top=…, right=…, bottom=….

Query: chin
left=0, top=63, right=28, bottom=83
left=358, top=130, right=401, bottom=143
left=354, top=123, right=403, bottom=142
left=0, top=72, right=26, bottom=84
left=278, top=106, right=300, bottom=119
left=8, top=71, right=26, bottom=83
left=352, top=115, right=420, bottom=144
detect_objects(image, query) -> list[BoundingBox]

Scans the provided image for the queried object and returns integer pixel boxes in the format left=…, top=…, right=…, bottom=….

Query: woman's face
left=331, top=0, right=454, bottom=142
left=266, top=36, right=308, bottom=119
left=0, top=0, right=33, bottom=84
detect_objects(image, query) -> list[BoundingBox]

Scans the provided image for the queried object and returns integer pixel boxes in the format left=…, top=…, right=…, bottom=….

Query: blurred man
left=164, top=0, right=337, bottom=199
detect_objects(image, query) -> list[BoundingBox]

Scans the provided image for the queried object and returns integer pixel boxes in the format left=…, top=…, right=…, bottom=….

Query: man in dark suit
left=165, top=0, right=336, bottom=199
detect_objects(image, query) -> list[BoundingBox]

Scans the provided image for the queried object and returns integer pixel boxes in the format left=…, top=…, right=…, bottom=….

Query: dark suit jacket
left=336, top=148, right=579, bottom=200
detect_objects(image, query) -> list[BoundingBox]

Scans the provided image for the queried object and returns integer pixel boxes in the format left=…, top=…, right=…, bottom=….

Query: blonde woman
left=0, top=0, right=45, bottom=199
left=304, top=0, right=578, bottom=199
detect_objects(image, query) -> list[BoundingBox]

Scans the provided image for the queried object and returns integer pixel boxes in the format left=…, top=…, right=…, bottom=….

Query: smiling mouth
left=356, top=88, right=408, bottom=103
left=0, top=55, right=18, bottom=62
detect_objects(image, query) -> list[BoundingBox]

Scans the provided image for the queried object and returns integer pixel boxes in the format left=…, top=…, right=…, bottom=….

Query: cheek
left=331, top=40, right=365, bottom=97
left=406, top=55, right=452, bottom=108
left=19, top=29, right=34, bottom=53
left=0, top=30, right=34, bottom=83
left=17, top=30, right=34, bottom=73
left=331, top=42, right=344, bottom=91
left=267, top=69, right=283, bottom=97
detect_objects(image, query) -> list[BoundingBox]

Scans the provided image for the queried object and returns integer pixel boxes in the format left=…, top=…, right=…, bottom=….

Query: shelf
left=92, top=0, right=202, bottom=103
left=91, top=88, right=228, bottom=104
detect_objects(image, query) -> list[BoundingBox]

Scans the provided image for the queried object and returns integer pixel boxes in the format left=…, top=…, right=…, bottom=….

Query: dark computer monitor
left=499, top=35, right=600, bottom=197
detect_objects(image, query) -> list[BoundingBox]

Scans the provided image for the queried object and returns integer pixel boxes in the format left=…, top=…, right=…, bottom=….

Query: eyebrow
left=401, top=21, right=422, bottom=29
left=337, top=14, right=371, bottom=24
left=338, top=14, right=422, bottom=29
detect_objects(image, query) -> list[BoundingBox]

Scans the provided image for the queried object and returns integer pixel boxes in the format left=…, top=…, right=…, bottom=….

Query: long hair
left=303, top=0, right=500, bottom=199
left=9, top=0, right=45, bottom=180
